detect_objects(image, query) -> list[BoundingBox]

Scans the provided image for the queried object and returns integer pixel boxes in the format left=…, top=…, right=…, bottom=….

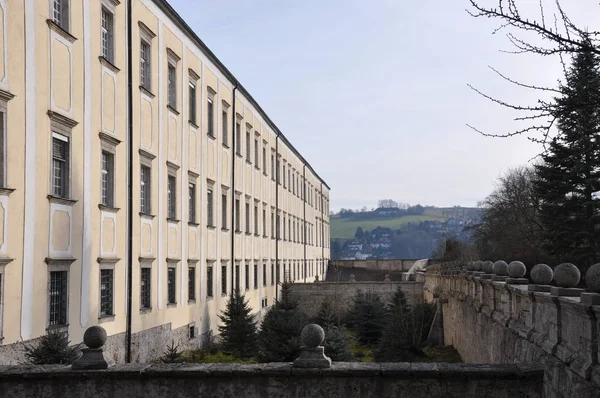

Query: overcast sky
left=169, top=0, right=599, bottom=211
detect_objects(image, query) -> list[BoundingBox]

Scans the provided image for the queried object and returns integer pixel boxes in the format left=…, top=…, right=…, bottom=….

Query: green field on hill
left=330, top=215, right=446, bottom=239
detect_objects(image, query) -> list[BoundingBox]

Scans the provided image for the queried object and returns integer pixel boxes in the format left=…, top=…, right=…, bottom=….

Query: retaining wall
left=423, top=271, right=600, bottom=398
left=289, top=281, right=423, bottom=319
left=0, top=362, right=543, bottom=398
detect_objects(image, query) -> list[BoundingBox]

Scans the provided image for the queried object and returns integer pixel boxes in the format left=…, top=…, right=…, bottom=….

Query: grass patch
left=330, top=215, right=446, bottom=239
left=415, top=345, right=463, bottom=363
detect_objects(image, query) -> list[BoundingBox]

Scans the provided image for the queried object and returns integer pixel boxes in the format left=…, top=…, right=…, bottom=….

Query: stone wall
left=289, top=281, right=423, bottom=319
left=0, top=362, right=543, bottom=398
left=0, top=322, right=202, bottom=365
left=424, top=270, right=600, bottom=398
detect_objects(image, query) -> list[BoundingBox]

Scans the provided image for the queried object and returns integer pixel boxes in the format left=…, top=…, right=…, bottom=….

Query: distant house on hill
left=374, top=207, right=402, bottom=217
left=355, top=251, right=370, bottom=260
left=347, top=240, right=363, bottom=251
left=371, top=226, right=393, bottom=238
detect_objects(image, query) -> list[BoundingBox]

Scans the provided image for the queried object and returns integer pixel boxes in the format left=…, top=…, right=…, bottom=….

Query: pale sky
left=168, top=0, right=599, bottom=211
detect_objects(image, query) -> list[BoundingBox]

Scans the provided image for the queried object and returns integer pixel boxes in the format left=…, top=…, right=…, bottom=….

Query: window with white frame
left=207, top=96, right=215, bottom=137
left=168, top=63, right=177, bottom=109
left=140, top=265, right=151, bottom=310
left=101, top=7, right=114, bottom=63
left=99, top=269, right=113, bottom=317
left=188, top=182, right=196, bottom=223
left=140, top=39, right=151, bottom=90
left=101, top=151, right=114, bottom=206
left=167, top=174, right=176, bottom=219
left=52, top=0, right=70, bottom=31
left=189, top=81, right=197, bottom=124
left=140, top=165, right=151, bottom=214
left=167, top=265, right=177, bottom=305
left=52, top=133, right=70, bottom=198
left=222, top=107, right=228, bottom=147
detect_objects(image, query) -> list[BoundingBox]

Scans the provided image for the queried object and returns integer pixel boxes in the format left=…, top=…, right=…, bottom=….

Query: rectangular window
left=276, top=263, right=281, bottom=285
left=207, top=97, right=215, bottom=137
left=189, top=82, right=197, bottom=124
left=101, top=7, right=114, bottom=62
left=245, top=131, right=251, bottom=162
left=271, top=263, right=274, bottom=286
left=235, top=198, right=240, bottom=231
left=52, top=134, right=70, bottom=198
left=262, top=208, right=266, bottom=237
left=245, top=263, right=249, bottom=291
left=188, top=265, right=196, bottom=301
left=53, top=0, right=69, bottom=31
left=235, top=122, right=241, bottom=155
left=207, top=187, right=214, bottom=227
left=140, top=267, right=151, bottom=309
left=100, top=269, right=113, bottom=317
left=167, top=266, right=176, bottom=305
left=222, top=109, right=228, bottom=146
left=206, top=265, right=213, bottom=298
left=253, top=264, right=258, bottom=290
left=276, top=159, right=280, bottom=183
left=254, top=139, right=259, bottom=169
left=288, top=170, right=291, bottom=192
left=271, top=211, right=275, bottom=238
left=263, top=147, right=267, bottom=176
left=235, top=264, right=240, bottom=291
left=271, top=153, right=275, bottom=179
left=168, top=64, right=177, bottom=109
left=276, top=214, right=280, bottom=239
left=140, top=165, right=151, bottom=214
left=167, top=175, right=176, bottom=219
left=263, top=263, right=267, bottom=287
left=283, top=165, right=286, bottom=188
left=101, top=151, right=114, bottom=206
left=254, top=204, right=259, bottom=235
left=221, top=264, right=227, bottom=295
left=140, top=40, right=151, bottom=90
left=188, top=183, right=196, bottom=223
left=245, top=202, right=250, bottom=233
left=49, top=271, right=68, bottom=326
left=221, top=192, right=227, bottom=229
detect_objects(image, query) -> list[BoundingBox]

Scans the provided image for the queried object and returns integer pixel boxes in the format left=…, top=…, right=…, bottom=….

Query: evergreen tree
left=25, top=330, right=82, bottom=365
left=355, top=227, right=365, bottom=240
left=374, top=288, right=412, bottom=362
left=218, top=289, right=258, bottom=359
left=258, top=281, right=306, bottom=362
left=535, top=49, right=600, bottom=270
left=347, top=290, right=386, bottom=345
left=315, top=301, right=353, bottom=361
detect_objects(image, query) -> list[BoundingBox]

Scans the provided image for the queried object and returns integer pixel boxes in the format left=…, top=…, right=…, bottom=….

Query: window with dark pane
left=49, top=271, right=68, bottom=326
left=52, top=135, right=69, bottom=198
left=101, top=151, right=114, bottom=206
left=101, top=7, right=114, bottom=62
left=140, top=165, right=151, bottom=213
left=100, top=269, right=113, bottom=317
left=263, top=263, right=267, bottom=287
left=244, top=263, right=249, bottom=291
left=188, top=265, right=195, bottom=301
left=253, top=264, right=258, bottom=290
left=222, top=109, right=228, bottom=146
left=188, top=182, right=196, bottom=223
left=235, top=198, right=240, bottom=231
left=206, top=265, right=213, bottom=298
left=254, top=204, right=258, bottom=235
left=235, top=122, right=241, bottom=155
left=245, top=131, right=251, bottom=161
left=221, top=192, right=227, bottom=228
left=189, top=82, right=196, bottom=124
left=167, top=267, right=176, bottom=305
left=140, top=40, right=151, bottom=90
left=221, top=264, right=227, bottom=296
left=167, top=175, right=176, bottom=219
left=140, top=267, right=151, bottom=310
left=168, top=64, right=177, bottom=109
left=207, top=187, right=214, bottom=226
left=207, top=98, right=214, bottom=137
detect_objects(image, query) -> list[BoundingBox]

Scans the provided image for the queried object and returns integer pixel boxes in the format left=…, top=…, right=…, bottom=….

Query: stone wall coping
left=290, top=281, right=424, bottom=286
left=0, top=362, right=543, bottom=380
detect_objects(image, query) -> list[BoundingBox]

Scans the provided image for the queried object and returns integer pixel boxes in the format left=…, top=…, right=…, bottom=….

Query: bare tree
left=466, top=166, right=548, bottom=265
left=466, top=0, right=600, bottom=144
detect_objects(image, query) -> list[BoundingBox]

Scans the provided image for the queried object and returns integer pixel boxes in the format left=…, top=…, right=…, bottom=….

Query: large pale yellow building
left=0, top=0, right=330, bottom=363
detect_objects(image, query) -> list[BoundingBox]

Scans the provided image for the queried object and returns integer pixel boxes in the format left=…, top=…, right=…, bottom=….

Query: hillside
left=330, top=214, right=446, bottom=239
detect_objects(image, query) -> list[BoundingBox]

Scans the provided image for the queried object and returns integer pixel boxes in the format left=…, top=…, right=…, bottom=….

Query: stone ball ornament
left=553, top=263, right=580, bottom=288
left=493, top=260, right=509, bottom=276
left=473, top=261, right=483, bottom=271
left=508, top=261, right=527, bottom=278
left=482, top=261, right=494, bottom=274
left=301, top=324, right=325, bottom=349
left=530, top=264, right=553, bottom=285
left=585, top=263, right=600, bottom=293
left=83, top=325, right=107, bottom=349
left=466, top=262, right=473, bottom=271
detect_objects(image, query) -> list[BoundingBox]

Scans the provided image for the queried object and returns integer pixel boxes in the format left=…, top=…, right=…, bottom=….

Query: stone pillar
left=71, top=326, right=109, bottom=370
left=293, top=324, right=331, bottom=368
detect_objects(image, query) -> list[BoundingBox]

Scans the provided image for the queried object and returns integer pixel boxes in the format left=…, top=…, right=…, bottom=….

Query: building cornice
left=47, top=111, right=79, bottom=129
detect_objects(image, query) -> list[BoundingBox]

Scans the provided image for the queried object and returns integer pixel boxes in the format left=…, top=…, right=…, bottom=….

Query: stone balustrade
left=421, top=260, right=600, bottom=398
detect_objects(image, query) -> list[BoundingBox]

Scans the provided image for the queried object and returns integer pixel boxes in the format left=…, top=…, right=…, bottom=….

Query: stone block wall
left=289, top=281, right=424, bottom=319
left=424, top=271, right=600, bottom=398
left=0, top=362, right=543, bottom=398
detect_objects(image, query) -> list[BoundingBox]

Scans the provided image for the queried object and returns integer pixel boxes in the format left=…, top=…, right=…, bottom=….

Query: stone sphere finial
left=493, top=261, right=509, bottom=276
left=585, top=263, right=600, bottom=293
left=531, top=264, right=553, bottom=285
left=301, top=324, right=325, bottom=349
left=473, top=261, right=483, bottom=271
left=466, top=261, right=473, bottom=271
left=554, top=263, right=580, bottom=288
left=482, top=261, right=494, bottom=274
left=508, top=261, right=527, bottom=278
left=83, top=326, right=107, bottom=349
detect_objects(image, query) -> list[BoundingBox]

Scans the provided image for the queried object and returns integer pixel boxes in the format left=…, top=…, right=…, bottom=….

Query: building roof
left=152, top=0, right=330, bottom=190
